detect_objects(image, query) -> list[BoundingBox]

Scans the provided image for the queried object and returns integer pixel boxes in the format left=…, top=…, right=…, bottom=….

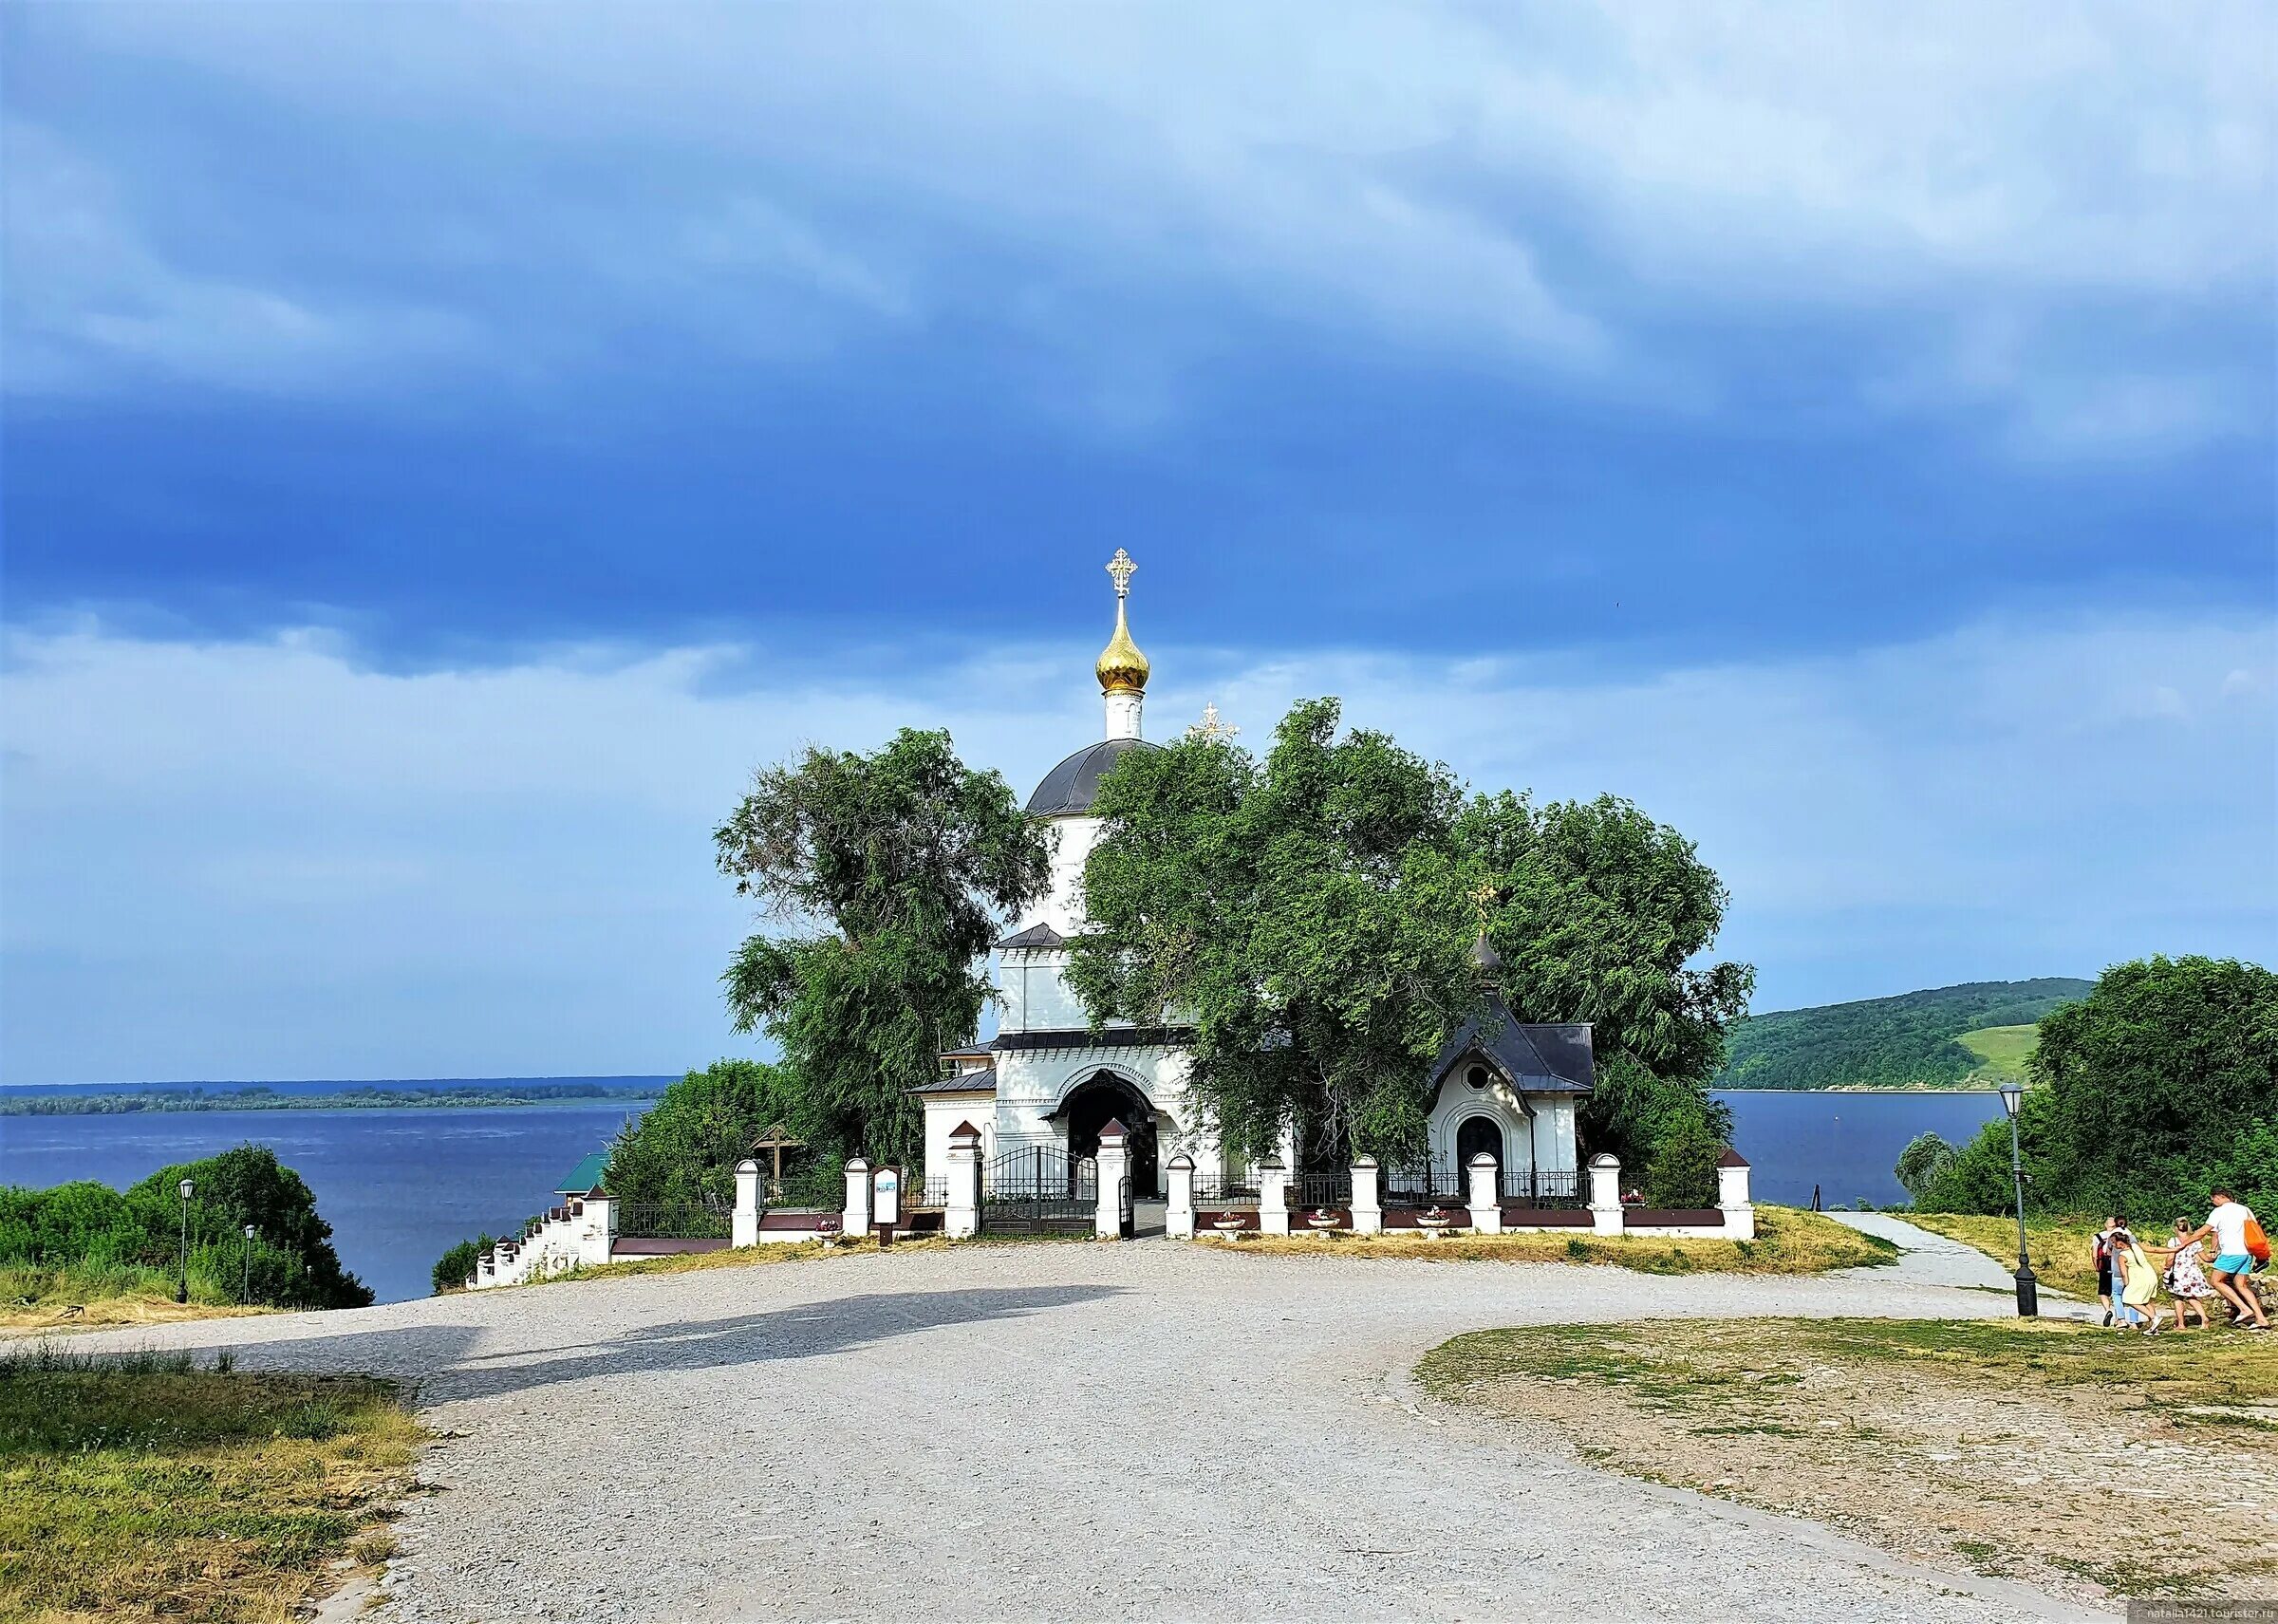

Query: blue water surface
left=1, top=1088, right=2005, bottom=1302
left=0, top=1103, right=648, bottom=1305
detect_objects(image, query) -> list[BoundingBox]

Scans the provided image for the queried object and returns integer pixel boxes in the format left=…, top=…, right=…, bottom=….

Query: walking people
left=2110, top=1226, right=2163, bottom=1333
left=2091, top=1215, right=2126, bottom=1328
left=2175, top=1187, right=2270, bottom=1332
left=2149, top=1217, right=2219, bottom=1333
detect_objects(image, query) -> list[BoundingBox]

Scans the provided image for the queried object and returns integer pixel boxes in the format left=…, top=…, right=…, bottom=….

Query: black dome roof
left=1025, top=737, right=1161, bottom=815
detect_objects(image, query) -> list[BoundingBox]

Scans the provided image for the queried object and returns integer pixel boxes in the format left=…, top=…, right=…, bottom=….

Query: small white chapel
left=911, top=551, right=1593, bottom=1200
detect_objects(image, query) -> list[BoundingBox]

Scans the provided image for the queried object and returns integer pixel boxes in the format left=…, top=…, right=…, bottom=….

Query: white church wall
left=920, top=1092, right=996, bottom=1181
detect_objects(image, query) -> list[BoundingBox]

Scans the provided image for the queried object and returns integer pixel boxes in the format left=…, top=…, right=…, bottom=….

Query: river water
left=0, top=1089, right=2006, bottom=1302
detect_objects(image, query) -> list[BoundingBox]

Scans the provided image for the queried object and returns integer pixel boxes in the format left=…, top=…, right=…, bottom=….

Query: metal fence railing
left=1189, top=1174, right=1260, bottom=1207
left=1379, top=1163, right=1465, bottom=1206
left=1499, top=1167, right=1584, bottom=1206
left=1292, top=1172, right=1353, bottom=1209
left=616, top=1201, right=734, bottom=1240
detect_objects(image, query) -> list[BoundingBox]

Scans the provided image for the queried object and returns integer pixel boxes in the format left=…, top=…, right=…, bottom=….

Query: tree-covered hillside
left=1714, top=979, right=2093, bottom=1091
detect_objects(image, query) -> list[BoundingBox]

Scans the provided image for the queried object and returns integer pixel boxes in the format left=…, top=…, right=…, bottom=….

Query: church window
left=1465, top=1063, right=1490, bottom=1091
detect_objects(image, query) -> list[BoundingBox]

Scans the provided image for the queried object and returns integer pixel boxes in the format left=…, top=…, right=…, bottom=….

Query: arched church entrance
left=1456, top=1114, right=1506, bottom=1172
left=1061, top=1071, right=1160, bottom=1196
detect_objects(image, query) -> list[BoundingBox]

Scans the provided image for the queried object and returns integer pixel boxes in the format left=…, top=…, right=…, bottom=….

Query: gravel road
left=80, top=1241, right=2104, bottom=1623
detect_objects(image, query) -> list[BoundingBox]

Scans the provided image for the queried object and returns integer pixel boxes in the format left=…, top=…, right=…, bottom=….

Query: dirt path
left=71, top=1241, right=2104, bottom=1623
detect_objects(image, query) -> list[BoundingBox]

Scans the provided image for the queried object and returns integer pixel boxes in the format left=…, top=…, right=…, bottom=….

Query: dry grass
left=1201, top=1205, right=1894, bottom=1275
left=1421, top=1316, right=2278, bottom=1602
left=0, top=1344, right=422, bottom=1623
left=0, top=1296, right=278, bottom=1339
left=1907, top=1212, right=2109, bottom=1301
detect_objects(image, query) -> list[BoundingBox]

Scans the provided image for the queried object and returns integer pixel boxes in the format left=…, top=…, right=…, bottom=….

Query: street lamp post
left=1999, top=1084, right=2037, bottom=1317
left=176, top=1178, right=196, bottom=1304
left=243, top=1224, right=257, bottom=1303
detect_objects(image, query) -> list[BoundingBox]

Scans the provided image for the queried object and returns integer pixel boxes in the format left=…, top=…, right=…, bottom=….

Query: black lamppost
left=242, top=1223, right=257, bottom=1303
left=2000, top=1084, right=2037, bottom=1317
left=176, top=1177, right=196, bottom=1303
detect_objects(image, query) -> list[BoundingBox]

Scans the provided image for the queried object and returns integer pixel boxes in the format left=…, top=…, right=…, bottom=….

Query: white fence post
left=733, top=1159, right=761, bottom=1248
left=1350, top=1155, right=1382, bottom=1236
left=843, top=1157, right=872, bottom=1239
left=1467, top=1152, right=1503, bottom=1236
left=1094, top=1119, right=1130, bottom=1239
left=946, top=1122, right=982, bottom=1240
left=1258, top=1157, right=1290, bottom=1237
left=1717, top=1149, right=1756, bottom=1240
left=1166, top=1152, right=1195, bottom=1240
left=1588, top=1152, right=1623, bottom=1237
left=579, top=1191, right=616, bottom=1266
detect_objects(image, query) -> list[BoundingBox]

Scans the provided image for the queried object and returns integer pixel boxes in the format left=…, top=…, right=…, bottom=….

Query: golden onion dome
left=1096, top=548, right=1149, bottom=694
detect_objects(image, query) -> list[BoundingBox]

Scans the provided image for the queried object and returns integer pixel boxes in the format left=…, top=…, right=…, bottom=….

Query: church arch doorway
left=1456, top=1114, right=1506, bottom=1173
left=1060, top=1071, right=1160, bottom=1196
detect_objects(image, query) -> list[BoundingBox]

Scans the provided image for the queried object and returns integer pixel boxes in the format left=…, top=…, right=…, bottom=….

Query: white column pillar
left=1588, top=1152, right=1623, bottom=1237
left=1717, top=1150, right=1756, bottom=1241
left=1350, top=1155, right=1382, bottom=1236
left=843, top=1157, right=872, bottom=1239
left=581, top=1192, right=616, bottom=1266
left=945, top=1123, right=981, bottom=1240
left=1258, top=1156, right=1290, bottom=1237
left=1467, top=1153, right=1503, bottom=1236
left=1095, top=1119, right=1130, bottom=1239
left=733, top=1159, right=761, bottom=1248
left=1166, top=1153, right=1195, bottom=1240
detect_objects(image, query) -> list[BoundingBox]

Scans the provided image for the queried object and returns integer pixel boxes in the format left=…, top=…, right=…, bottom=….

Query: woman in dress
left=2111, top=1228, right=2163, bottom=1332
left=2146, top=1217, right=2219, bottom=1333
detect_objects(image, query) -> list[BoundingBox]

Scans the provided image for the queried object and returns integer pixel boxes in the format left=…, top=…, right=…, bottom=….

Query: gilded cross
left=1106, top=548, right=1137, bottom=598
left=1186, top=701, right=1240, bottom=740
left=1472, top=879, right=1499, bottom=931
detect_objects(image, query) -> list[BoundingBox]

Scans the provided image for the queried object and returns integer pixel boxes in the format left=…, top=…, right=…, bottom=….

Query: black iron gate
left=980, top=1147, right=1096, bottom=1235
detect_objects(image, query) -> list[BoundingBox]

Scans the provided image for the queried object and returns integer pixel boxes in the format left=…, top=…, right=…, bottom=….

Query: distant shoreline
left=0, top=1086, right=663, bottom=1117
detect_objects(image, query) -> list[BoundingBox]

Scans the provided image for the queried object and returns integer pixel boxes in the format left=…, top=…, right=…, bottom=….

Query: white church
left=912, top=551, right=1593, bottom=1201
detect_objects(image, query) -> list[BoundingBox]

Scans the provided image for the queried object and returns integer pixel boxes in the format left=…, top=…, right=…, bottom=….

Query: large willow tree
left=1068, top=698, right=1751, bottom=1179
left=716, top=729, right=1050, bottom=1165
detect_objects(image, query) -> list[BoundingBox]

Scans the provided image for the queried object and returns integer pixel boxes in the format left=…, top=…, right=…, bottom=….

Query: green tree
left=1894, top=1131, right=1958, bottom=1204
left=1459, top=791, right=1751, bottom=1165
left=604, top=1059, right=801, bottom=1205
left=431, top=1234, right=496, bottom=1294
left=131, top=1146, right=370, bottom=1308
left=1642, top=1101, right=1726, bottom=1208
left=1067, top=699, right=1481, bottom=1162
left=1917, top=957, right=2277, bottom=1221
left=1068, top=699, right=1749, bottom=1173
left=717, top=729, right=1051, bottom=1165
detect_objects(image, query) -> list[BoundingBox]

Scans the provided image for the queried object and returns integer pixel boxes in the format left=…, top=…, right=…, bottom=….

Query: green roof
left=557, top=1150, right=612, bottom=1194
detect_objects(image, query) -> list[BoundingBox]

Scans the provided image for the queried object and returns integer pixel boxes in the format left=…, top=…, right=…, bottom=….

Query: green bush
left=1641, top=1105, right=1724, bottom=1207
left=0, top=1145, right=369, bottom=1309
left=1917, top=956, right=2276, bottom=1223
left=430, top=1235, right=497, bottom=1295
left=1894, top=1131, right=1958, bottom=1204
left=604, top=1058, right=807, bottom=1206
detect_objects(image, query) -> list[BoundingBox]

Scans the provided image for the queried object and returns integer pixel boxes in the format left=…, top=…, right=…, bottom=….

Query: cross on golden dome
left=1095, top=549, right=1149, bottom=694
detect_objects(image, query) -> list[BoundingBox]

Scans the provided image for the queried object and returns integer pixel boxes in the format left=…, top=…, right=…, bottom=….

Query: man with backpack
left=2177, top=1186, right=2269, bottom=1332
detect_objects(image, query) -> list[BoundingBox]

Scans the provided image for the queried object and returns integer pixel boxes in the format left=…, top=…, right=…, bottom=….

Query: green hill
left=1953, top=1023, right=2040, bottom=1084
left=1714, top=978, right=2092, bottom=1091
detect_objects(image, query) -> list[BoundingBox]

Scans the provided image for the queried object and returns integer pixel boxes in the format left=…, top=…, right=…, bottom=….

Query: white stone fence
left=1167, top=1149, right=1752, bottom=1241
left=471, top=1193, right=615, bottom=1289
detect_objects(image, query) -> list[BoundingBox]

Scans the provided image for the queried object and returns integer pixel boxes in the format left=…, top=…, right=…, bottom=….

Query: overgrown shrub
left=604, top=1058, right=807, bottom=1205
left=0, top=1145, right=369, bottom=1309
left=1916, top=956, right=2276, bottom=1223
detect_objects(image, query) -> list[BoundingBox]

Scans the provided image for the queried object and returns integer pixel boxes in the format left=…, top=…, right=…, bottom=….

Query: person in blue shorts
left=2176, top=1187, right=2268, bottom=1332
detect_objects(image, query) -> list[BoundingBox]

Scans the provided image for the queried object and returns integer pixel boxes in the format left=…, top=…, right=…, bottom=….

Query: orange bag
left=2246, top=1216, right=2270, bottom=1266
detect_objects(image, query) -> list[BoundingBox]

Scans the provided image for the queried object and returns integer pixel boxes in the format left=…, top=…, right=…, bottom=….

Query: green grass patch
left=0, top=1344, right=420, bottom=1622
left=1207, top=1205, right=1895, bottom=1275
left=1904, top=1212, right=2110, bottom=1300
left=1954, top=1022, right=2039, bottom=1083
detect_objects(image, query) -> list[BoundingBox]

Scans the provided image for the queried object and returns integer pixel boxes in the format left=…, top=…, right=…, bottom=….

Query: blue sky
left=3, top=4, right=2272, bottom=1084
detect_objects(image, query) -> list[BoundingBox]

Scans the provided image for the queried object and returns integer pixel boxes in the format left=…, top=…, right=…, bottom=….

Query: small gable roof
left=1429, top=996, right=1594, bottom=1095
left=911, top=1065, right=999, bottom=1096
left=997, top=922, right=1066, bottom=951
left=556, top=1149, right=611, bottom=1195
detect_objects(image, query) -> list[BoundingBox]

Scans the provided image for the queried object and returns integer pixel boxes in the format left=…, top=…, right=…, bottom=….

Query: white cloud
left=5, top=609, right=2270, bottom=1081
left=9, top=5, right=2266, bottom=441
left=0, top=123, right=478, bottom=400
